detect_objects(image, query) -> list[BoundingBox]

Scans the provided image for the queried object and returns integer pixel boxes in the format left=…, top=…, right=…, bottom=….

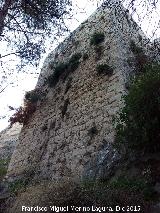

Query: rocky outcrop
left=0, top=124, right=21, bottom=160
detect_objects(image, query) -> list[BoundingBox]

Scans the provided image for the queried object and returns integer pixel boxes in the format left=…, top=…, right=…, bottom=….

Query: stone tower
left=7, top=3, right=157, bottom=182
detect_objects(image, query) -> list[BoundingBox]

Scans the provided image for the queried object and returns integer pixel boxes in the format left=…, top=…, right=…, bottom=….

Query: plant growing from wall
left=96, top=64, right=113, bottom=76
left=47, top=53, right=82, bottom=87
left=68, top=53, right=82, bottom=72
left=25, top=90, right=40, bottom=104
left=115, top=63, right=160, bottom=153
left=130, top=40, right=148, bottom=73
left=9, top=102, right=36, bottom=126
left=47, top=62, right=68, bottom=87
left=90, top=32, right=105, bottom=46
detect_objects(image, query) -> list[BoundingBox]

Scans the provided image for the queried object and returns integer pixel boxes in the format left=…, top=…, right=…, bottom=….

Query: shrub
left=90, top=32, right=105, bottom=45
left=68, top=53, right=82, bottom=72
left=47, top=62, right=68, bottom=87
left=9, top=102, right=36, bottom=126
left=130, top=40, right=148, bottom=72
left=115, top=63, right=160, bottom=153
left=25, top=90, right=40, bottom=103
left=47, top=53, right=81, bottom=87
left=96, top=64, right=113, bottom=76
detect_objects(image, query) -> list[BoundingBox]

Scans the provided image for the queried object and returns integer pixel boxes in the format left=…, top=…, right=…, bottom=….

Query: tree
left=0, top=0, right=72, bottom=66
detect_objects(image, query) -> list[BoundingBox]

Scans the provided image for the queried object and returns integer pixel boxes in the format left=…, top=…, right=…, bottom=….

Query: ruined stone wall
left=7, top=4, right=156, bottom=181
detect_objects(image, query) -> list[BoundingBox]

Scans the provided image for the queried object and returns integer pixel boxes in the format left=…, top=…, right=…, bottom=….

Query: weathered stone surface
left=6, top=3, right=159, bottom=182
left=0, top=124, right=21, bottom=160
left=82, top=142, right=121, bottom=180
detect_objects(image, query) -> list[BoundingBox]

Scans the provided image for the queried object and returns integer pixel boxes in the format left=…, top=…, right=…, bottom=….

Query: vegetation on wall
left=115, top=63, right=160, bottom=153
left=9, top=89, right=43, bottom=126
left=129, top=40, right=148, bottom=73
left=90, top=32, right=105, bottom=45
left=25, top=90, right=41, bottom=104
left=47, top=53, right=82, bottom=87
left=96, top=64, right=113, bottom=76
left=9, top=102, right=36, bottom=126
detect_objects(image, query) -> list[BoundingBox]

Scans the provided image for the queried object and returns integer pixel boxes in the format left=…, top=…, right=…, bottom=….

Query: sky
left=0, top=0, right=160, bottom=131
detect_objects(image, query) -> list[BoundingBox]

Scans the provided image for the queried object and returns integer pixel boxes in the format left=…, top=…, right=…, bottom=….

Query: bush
left=25, top=90, right=40, bottom=103
left=90, top=32, right=105, bottom=45
left=68, top=53, right=82, bottom=72
left=115, top=63, right=160, bottom=153
left=47, top=53, right=82, bottom=87
left=9, top=102, right=36, bottom=126
left=47, top=62, right=68, bottom=87
left=130, top=40, right=148, bottom=72
left=96, top=64, right=113, bottom=76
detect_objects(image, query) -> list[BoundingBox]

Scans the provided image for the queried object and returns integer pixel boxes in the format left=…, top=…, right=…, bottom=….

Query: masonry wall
left=7, top=4, right=155, bottom=181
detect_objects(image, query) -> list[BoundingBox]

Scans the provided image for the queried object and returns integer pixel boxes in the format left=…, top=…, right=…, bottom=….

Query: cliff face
left=7, top=4, right=158, bottom=182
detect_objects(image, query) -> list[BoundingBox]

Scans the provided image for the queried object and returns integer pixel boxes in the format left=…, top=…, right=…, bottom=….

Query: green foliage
left=25, top=90, right=40, bottom=103
left=130, top=40, right=148, bottom=72
left=47, top=53, right=82, bottom=87
left=109, top=177, right=147, bottom=191
left=68, top=53, right=82, bottom=72
left=90, top=32, right=105, bottom=45
left=96, top=64, right=113, bottom=76
left=47, top=62, right=67, bottom=87
left=109, top=177, right=157, bottom=201
left=115, top=63, right=160, bottom=153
